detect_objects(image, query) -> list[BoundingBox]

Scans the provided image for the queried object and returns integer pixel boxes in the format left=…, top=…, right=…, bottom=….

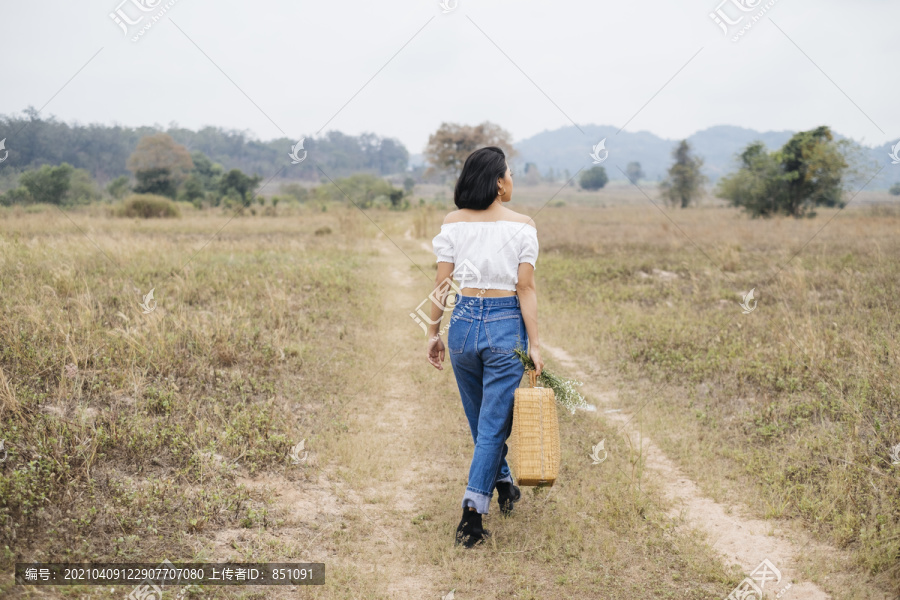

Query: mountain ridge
left=509, top=124, right=899, bottom=190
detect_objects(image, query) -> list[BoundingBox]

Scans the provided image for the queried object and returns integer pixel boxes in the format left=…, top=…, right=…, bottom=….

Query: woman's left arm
left=426, top=262, right=456, bottom=369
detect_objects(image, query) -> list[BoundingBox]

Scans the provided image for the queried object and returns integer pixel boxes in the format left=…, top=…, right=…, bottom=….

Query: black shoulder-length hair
left=454, top=146, right=507, bottom=210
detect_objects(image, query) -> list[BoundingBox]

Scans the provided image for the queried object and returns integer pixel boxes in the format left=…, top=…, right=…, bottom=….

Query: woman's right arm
left=516, top=263, right=543, bottom=377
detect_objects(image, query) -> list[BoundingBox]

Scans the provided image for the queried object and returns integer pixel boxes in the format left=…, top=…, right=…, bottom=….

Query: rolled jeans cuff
left=462, top=488, right=492, bottom=515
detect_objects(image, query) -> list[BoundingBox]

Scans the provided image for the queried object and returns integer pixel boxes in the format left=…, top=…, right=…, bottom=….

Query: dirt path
left=308, top=234, right=459, bottom=598
left=340, top=238, right=449, bottom=597
left=540, top=341, right=888, bottom=600
left=191, top=235, right=455, bottom=599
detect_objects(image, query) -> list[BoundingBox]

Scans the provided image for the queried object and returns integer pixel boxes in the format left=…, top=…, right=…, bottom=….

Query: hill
left=513, top=124, right=898, bottom=190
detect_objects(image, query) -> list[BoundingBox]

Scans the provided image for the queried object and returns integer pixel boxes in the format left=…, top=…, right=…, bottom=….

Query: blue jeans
left=448, top=293, right=528, bottom=515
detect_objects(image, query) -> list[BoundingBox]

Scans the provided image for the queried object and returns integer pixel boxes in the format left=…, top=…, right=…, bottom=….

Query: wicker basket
left=508, top=369, right=560, bottom=487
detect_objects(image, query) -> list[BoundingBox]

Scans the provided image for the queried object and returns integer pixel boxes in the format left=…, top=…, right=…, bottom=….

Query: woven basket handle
left=527, top=369, right=543, bottom=388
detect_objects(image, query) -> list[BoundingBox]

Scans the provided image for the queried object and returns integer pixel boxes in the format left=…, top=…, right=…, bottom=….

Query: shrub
left=281, top=183, right=309, bottom=203
left=313, top=173, right=405, bottom=209
left=15, top=163, right=75, bottom=205
left=107, top=175, right=131, bottom=199
left=579, top=166, right=609, bottom=190
left=67, top=168, right=101, bottom=205
left=115, top=194, right=181, bottom=218
left=0, top=186, right=32, bottom=206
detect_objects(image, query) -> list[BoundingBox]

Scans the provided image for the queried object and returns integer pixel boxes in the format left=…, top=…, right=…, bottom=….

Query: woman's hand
left=427, top=335, right=445, bottom=370
left=529, top=346, right=544, bottom=379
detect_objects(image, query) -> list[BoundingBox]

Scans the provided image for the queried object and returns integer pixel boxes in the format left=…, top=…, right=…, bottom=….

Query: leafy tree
left=134, top=167, right=178, bottom=198
left=660, top=140, right=706, bottom=208
left=2, top=163, right=97, bottom=206
left=579, top=166, right=609, bottom=190
left=179, top=175, right=205, bottom=204
left=107, top=175, right=131, bottom=199
left=179, top=151, right=224, bottom=206
left=17, top=163, right=75, bottom=204
left=218, top=169, right=262, bottom=205
left=777, top=126, right=846, bottom=217
left=423, top=121, right=518, bottom=177
left=717, top=126, right=849, bottom=218
left=890, top=183, right=900, bottom=196
left=403, top=177, right=415, bottom=194
left=127, top=133, right=193, bottom=199
left=625, top=161, right=645, bottom=184
left=716, top=142, right=784, bottom=218
left=188, top=151, right=223, bottom=188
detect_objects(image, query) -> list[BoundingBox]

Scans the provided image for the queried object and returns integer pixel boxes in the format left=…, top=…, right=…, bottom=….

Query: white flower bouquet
left=513, top=346, right=590, bottom=415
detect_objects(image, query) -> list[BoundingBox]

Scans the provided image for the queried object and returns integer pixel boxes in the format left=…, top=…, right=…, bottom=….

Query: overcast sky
left=2, top=0, right=896, bottom=153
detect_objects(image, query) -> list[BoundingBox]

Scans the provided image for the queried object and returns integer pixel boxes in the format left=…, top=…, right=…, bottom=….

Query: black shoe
left=454, top=508, right=491, bottom=548
left=495, top=481, right=521, bottom=516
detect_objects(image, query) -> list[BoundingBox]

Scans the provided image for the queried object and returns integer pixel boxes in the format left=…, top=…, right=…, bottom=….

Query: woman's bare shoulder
left=443, top=210, right=462, bottom=224
left=504, top=210, right=537, bottom=230
left=443, top=208, right=535, bottom=229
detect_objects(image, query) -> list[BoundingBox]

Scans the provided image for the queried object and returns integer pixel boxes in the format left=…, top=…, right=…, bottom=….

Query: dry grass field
left=0, top=185, right=897, bottom=599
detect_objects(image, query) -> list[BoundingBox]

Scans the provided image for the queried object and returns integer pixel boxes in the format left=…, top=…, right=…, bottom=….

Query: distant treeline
left=0, top=108, right=409, bottom=184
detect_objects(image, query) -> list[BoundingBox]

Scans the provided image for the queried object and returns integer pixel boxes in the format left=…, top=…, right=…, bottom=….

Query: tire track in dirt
left=540, top=341, right=861, bottom=600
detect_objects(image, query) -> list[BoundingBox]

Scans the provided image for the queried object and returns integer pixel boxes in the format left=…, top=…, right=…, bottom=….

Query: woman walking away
left=425, top=146, right=544, bottom=549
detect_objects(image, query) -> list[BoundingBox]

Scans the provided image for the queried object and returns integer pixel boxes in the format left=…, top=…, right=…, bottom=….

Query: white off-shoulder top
left=432, top=220, right=539, bottom=291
